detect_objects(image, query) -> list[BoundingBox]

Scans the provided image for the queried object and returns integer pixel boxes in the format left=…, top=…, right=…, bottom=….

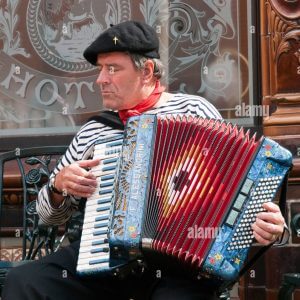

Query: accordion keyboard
left=76, top=135, right=123, bottom=275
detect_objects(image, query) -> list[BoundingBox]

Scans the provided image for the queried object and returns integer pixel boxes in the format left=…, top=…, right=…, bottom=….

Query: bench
left=0, top=146, right=83, bottom=295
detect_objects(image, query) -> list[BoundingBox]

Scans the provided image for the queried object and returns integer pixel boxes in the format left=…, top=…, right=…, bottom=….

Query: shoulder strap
left=88, top=111, right=124, bottom=130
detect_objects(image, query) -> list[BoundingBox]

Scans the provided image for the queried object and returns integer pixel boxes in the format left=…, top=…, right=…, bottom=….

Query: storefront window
left=0, top=0, right=258, bottom=148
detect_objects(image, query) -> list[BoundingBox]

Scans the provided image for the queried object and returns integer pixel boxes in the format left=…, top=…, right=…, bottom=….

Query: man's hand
left=54, top=159, right=100, bottom=198
left=251, top=202, right=285, bottom=245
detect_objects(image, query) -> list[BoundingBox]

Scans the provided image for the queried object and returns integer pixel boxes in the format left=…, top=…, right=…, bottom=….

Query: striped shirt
left=37, top=93, right=222, bottom=225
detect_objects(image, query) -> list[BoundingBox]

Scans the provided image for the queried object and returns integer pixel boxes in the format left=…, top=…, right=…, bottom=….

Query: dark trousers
left=2, top=241, right=217, bottom=300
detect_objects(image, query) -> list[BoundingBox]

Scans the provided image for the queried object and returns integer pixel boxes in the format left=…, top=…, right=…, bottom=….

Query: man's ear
left=142, top=60, right=155, bottom=83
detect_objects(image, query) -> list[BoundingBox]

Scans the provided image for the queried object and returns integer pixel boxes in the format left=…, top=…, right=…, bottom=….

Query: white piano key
left=82, top=215, right=109, bottom=223
left=85, top=201, right=111, bottom=210
left=77, top=253, right=109, bottom=265
left=82, top=221, right=107, bottom=230
left=85, top=198, right=100, bottom=206
left=77, top=262, right=109, bottom=272
left=84, top=204, right=110, bottom=213
left=91, top=169, right=116, bottom=178
left=78, top=250, right=109, bottom=260
left=79, top=238, right=107, bottom=248
left=79, top=243, right=109, bottom=254
left=80, top=229, right=108, bottom=237
left=86, top=197, right=111, bottom=206
left=80, top=227, right=107, bottom=236
left=82, top=213, right=110, bottom=223
left=82, top=220, right=108, bottom=231
left=88, top=192, right=112, bottom=201
left=85, top=212, right=110, bottom=221
left=87, top=192, right=100, bottom=201
left=85, top=199, right=111, bottom=207
left=80, top=233, right=108, bottom=242
left=82, top=219, right=109, bottom=228
left=82, top=219, right=108, bottom=228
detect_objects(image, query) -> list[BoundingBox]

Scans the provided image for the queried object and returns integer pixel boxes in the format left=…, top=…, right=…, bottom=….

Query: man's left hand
left=251, top=202, right=285, bottom=245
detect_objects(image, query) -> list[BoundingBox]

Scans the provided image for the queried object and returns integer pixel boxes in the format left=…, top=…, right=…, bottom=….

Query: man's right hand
left=50, top=159, right=100, bottom=207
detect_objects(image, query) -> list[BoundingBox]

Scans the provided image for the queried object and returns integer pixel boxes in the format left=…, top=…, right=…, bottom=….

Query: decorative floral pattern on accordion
left=110, top=119, right=138, bottom=240
left=110, top=116, right=156, bottom=260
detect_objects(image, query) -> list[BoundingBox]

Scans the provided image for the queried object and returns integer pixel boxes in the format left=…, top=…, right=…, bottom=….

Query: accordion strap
left=219, top=170, right=290, bottom=294
left=88, top=110, right=124, bottom=130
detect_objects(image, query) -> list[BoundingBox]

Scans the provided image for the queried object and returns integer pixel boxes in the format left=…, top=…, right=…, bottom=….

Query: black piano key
left=89, top=258, right=109, bottom=265
left=97, top=198, right=111, bottom=204
left=99, top=188, right=113, bottom=195
left=101, top=174, right=115, bottom=181
left=95, top=215, right=109, bottom=222
left=93, top=229, right=107, bottom=236
left=94, top=223, right=108, bottom=229
left=100, top=181, right=113, bottom=188
left=96, top=205, right=111, bottom=212
left=92, top=239, right=108, bottom=246
left=103, top=157, right=118, bottom=164
left=90, top=247, right=109, bottom=254
left=102, top=165, right=116, bottom=172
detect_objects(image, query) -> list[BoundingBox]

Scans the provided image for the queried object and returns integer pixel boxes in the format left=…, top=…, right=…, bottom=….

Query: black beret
left=83, top=20, right=160, bottom=65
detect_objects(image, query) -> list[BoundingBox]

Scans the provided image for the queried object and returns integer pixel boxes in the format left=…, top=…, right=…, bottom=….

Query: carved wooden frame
left=260, top=0, right=300, bottom=182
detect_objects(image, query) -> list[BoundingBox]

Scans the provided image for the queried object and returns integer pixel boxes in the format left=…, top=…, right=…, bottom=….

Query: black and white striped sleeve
left=36, top=134, right=81, bottom=226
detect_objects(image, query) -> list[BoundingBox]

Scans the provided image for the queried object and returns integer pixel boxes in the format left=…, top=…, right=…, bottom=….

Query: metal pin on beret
left=83, top=20, right=160, bottom=65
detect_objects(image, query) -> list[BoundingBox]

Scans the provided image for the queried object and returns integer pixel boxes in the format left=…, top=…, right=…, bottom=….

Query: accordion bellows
left=77, top=114, right=292, bottom=283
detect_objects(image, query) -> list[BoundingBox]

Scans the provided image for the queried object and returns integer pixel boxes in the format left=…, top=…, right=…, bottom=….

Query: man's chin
left=102, top=98, right=128, bottom=111
left=102, top=102, right=119, bottom=111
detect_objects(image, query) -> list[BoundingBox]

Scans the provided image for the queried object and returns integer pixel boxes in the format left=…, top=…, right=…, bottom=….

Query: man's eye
left=109, top=66, right=115, bottom=74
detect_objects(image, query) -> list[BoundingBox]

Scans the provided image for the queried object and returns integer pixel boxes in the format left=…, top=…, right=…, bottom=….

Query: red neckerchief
left=118, top=81, right=165, bottom=124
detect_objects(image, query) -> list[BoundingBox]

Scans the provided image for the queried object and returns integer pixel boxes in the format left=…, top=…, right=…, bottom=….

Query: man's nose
left=96, top=70, right=110, bottom=85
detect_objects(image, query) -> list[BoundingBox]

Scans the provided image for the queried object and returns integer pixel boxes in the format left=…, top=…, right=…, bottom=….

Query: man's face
left=96, top=52, right=144, bottom=110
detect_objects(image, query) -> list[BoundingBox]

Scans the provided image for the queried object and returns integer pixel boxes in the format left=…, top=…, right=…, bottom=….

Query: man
left=2, top=21, right=286, bottom=300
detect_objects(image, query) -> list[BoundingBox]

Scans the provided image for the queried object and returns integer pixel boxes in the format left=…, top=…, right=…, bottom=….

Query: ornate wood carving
left=261, top=0, right=300, bottom=182
left=270, top=0, right=300, bottom=19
